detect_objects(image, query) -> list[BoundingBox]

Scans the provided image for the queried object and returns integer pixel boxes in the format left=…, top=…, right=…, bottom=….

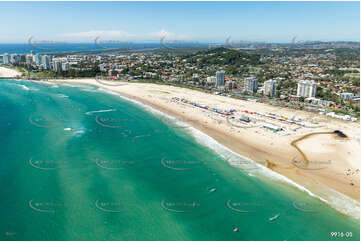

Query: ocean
left=0, top=43, right=208, bottom=56
left=0, top=79, right=359, bottom=241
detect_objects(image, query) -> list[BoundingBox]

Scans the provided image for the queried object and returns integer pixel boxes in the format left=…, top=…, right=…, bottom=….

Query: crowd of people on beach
left=171, top=96, right=316, bottom=134
left=171, top=97, right=236, bottom=116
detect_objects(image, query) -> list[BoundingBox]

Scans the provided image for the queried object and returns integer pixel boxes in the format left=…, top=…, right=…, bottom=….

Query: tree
left=316, top=86, right=324, bottom=98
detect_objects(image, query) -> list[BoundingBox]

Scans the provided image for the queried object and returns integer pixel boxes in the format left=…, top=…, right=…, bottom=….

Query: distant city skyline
left=0, top=1, right=359, bottom=43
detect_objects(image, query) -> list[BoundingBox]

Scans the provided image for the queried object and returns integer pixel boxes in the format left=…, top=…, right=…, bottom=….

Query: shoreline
left=11, top=78, right=361, bottom=219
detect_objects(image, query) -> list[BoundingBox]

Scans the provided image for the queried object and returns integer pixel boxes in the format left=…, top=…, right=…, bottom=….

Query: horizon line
left=0, top=40, right=360, bottom=44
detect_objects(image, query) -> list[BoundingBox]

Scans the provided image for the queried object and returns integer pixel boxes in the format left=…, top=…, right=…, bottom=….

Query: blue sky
left=0, top=1, right=359, bottom=43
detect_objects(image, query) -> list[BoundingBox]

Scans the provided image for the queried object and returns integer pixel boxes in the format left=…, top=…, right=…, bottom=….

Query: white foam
left=13, top=83, right=39, bottom=91
left=85, top=109, right=117, bottom=115
left=74, top=130, right=85, bottom=134
left=15, top=84, right=31, bottom=91
left=19, top=84, right=30, bottom=90
left=57, top=94, right=69, bottom=98
left=315, top=183, right=360, bottom=219
left=79, top=88, right=100, bottom=92
left=30, top=80, right=59, bottom=88
left=64, top=126, right=86, bottom=137
left=73, top=129, right=86, bottom=137
left=60, top=83, right=85, bottom=88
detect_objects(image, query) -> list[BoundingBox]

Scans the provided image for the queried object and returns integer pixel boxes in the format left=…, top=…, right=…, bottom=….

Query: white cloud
left=153, top=29, right=174, bottom=38
left=150, top=29, right=189, bottom=40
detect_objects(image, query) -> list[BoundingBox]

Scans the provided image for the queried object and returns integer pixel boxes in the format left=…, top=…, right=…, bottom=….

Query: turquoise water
left=0, top=79, right=359, bottom=241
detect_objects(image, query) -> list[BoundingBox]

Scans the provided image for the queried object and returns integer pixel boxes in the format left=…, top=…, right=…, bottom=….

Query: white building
left=62, top=62, right=69, bottom=71
left=25, top=55, right=33, bottom=65
left=326, top=112, right=357, bottom=121
left=305, top=97, right=334, bottom=107
left=263, top=79, right=278, bottom=97
left=192, top=73, right=199, bottom=81
left=215, top=70, right=225, bottom=87
left=339, top=93, right=354, bottom=100
left=10, top=54, right=20, bottom=64
left=297, top=80, right=317, bottom=98
left=42, top=55, right=51, bottom=70
left=206, top=76, right=216, bottom=85
left=53, top=60, right=62, bottom=72
left=2, top=53, right=10, bottom=64
left=33, top=54, right=42, bottom=66
left=99, top=63, right=107, bottom=72
left=244, top=76, right=258, bottom=93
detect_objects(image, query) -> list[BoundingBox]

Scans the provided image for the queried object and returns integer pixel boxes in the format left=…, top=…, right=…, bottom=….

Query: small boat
left=233, top=228, right=239, bottom=232
left=269, top=214, right=280, bottom=221
left=209, top=188, right=216, bottom=193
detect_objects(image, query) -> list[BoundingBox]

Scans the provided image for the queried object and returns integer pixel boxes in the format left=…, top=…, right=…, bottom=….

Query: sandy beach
left=0, top=66, right=21, bottom=78
left=25, top=78, right=361, bottom=216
